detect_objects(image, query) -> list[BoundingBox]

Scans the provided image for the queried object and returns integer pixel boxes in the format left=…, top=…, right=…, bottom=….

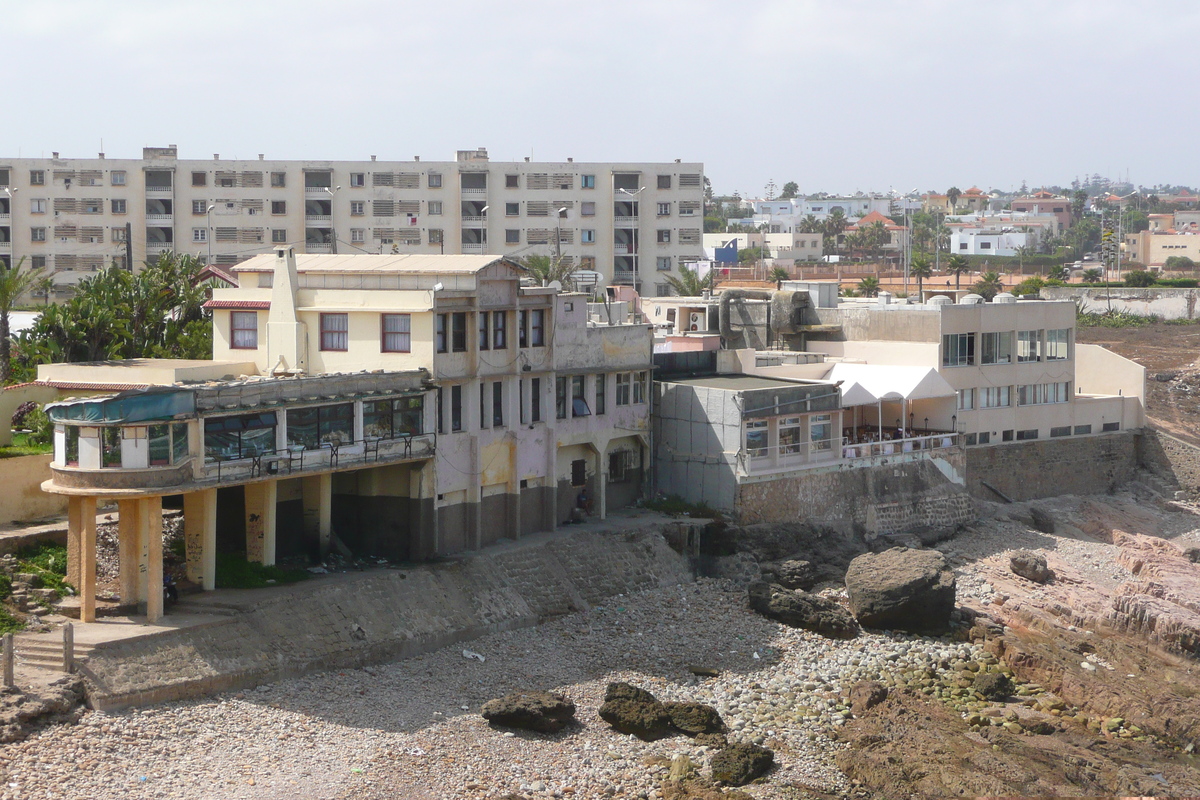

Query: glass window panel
left=148, top=424, right=170, bottom=466
left=172, top=423, right=189, bottom=464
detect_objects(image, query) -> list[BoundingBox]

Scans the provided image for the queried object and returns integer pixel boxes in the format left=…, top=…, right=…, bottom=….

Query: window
left=979, top=386, right=1011, bottom=408
left=192, top=172, right=207, bottom=187
left=349, top=201, right=364, bottom=216
left=231, top=311, right=258, bottom=349
left=1050, top=426, right=1072, bottom=438
left=505, top=174, right=519, bottom=188
left=319, top=313, right=348, bottom=351
left=1002, top=429, right=1014, bottom=442
left=1017, top=330, right=1040, bottom=362
left=271, top=200, right=286, bottom=215
left=430, top=229, right=444, bottom=244
left=980, top=331, right=1012, bottom=365
left=428, top=173, right=442, bottom=188
left=657, top=202, right=671, bottom=216
left=193, top=228, right=207, bottom=242
left=595, top=373, right=606, bottom=415
left=656, top=257, right=671, bottom=271
left=746, top=419, right=768, bottom=460
left=657, top=229, right=671, bottom=243
left=192, top=200, right=207, bottom=215
left=571, top=458, right=586, bottom=487
left=1102, top=421, right=1120, bottom=432
left=811, top=413, right=833, bottom=452
left=581, top=201, right=596, bottom=216
left=29, top=170, right=44, bottom=186
left=1017, top=382, right=1070, bottom=406
left=270, top=172, right=286, bottom=188
left=493, top=311, right=507, bottom=349
left=1074, top=424, right=1092, bottom=435
left=609, top=450, right=634, bottom=482
left=504, top=202, right=520, bottom=217
left=451, top=312, right=467, bottom=352
left=351, top=228, right=365, bottom=243
left=381, top=313, right=411, bottom=352
left=451, top=385, right=462, bottom=431
left=110, top=199, right=126, bottom=214
left=30, top=256, right=45, bottom=269
left=656, top=284, right=672, bottom=297
left=493, top=381, right=505, bottom=428
left=349, top=172, right=365, bottom=187
left=112, top=227, right=127, bottom=242
left=27, top=227, right=45, bottom=243
left=571, top=375, right=590, bottom=417
left=205, top=412, right=276, bottom=460
left=556, top=377, right=568, bottom=419
left=418, top=200, right=439, bottom=217
left=958, top=243, right=968, bottom=250
left=980, top=242, right=992, bottom=250
left=616, top=373, right=631, bottom=406
left=581, top=174, right=595, bottom=189
left=581, top=229, right=595, bottom=244
left=773, top=417, right=801, bottom=456
left=942, top=332, right=975, bottom=367
left=530, top=308, right=545, bottom=346
left=82, top=199, right=102, bottom=214
left=111, top=171, right=126, bottom=186
left=531, top=377, right=542, bottom=422
left=478, top=311, right=490, bottom=350
left=272, top=229, right=287, bottom=243
left=957, top=388, right=975, bottom=410
left=657, top=175, right=672, bottom=189
left=1016, top=429, right=1039, bottom=440
left=977, top=432, right=991, bottom=444
left=633, top=371, right=646, bottom=404
left=286, top=404, right=353, bottom=448
left=506, top=229, right=520, bottom=244
left=363, top=395, right=424, bottom=439
left=436, top=313, right=447, bottom=352
left=1046, top=329, right=1070, bottom=360
left=29, top=199, right=45, bottom=214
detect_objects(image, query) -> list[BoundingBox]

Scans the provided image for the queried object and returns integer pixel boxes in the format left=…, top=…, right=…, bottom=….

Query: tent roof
left=838, top=379, right=878, bottom=406
left=827, top=363, right=957, bottom=402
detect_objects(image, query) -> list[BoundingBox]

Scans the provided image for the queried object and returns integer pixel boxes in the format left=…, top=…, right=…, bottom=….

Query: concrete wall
left=79, top=526, right=691, bottom=710
left=653, top=383, right=740, bottom=511
left=965, top=430, right=1140, bottom=502
left=1138, top=429, right=1200, bottom=500
left=815, top=305, right=941, bottom=343
left=1043, top=286, right=1200, bottom=320
left=0, top=454, right=68, bottom=524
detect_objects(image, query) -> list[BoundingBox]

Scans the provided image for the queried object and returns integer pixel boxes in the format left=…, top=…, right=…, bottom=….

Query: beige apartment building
left=0, top=147, right=705, bottom=298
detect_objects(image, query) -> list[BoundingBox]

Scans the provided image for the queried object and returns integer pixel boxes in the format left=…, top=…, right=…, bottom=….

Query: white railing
left=145, top=213, right=172, bottom=221
left=614, top=215, right=639, bottom=226
left=461, top=243, right=484, bottom=253
left=305, top=186, right=332, bottom=193
left=614, top=244, right=634, bottom=255
left=461, top=215, right=485, bottom=224
left=305, top=214, right=332, bottom=223
left=145, top=185, right=172, bottom=194
left=146, top=242, right=172, bottom=251
left=841, top=432, right=959, bottom=459
left=306, top=242, right=333, bottom=253
left=738, top=432, right=960, bottom=474
left=461, top=187, right=486, bottom=195
left=0, top=242, right=10, bottom=251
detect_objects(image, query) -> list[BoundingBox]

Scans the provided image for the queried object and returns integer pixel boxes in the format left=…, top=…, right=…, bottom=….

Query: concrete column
left=145, top=496, right=163, bottom=624
left=245, top=479, right=279, bottom=565
left=546, top=431, right=558, bottom=532
left=66, top=496, right=84, bottom=590
left=302, top=474, right=331, bottom=558
left=596, top=441, right=608, bottom=521
left=183, top=489, right=218, bottom=590
left=353, top=399, right=364, bottom=442
left=117, top=499, right=140, bottom=607
left=78, top=496, right=97, bottom=624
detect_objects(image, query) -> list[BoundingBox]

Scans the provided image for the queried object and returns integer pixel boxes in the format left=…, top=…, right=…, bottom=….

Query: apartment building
left=1123, top=212, right=1200, bottom=267
left=0, top=147, right=704, bottom=299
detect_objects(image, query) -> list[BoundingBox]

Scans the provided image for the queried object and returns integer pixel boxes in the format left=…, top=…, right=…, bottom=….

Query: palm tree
left=972, top=271, right=1004, bottom=300
left=946, top=254, right=970, bottom=290
left=1082, top=268, right=1103, bottom=284
left=1014, top=245, right=1032, bottom=272
left=857, top=276, right=880, bottom=297
left=768, top=266, right=790, bottom=284
left=824, top=209, right=848, bottom=256
left=946, top=186, right=962, bottom=213
left=0, top=257, right=45, bottom=384
left=798, top=214, right=821, bottom=234
left=663, top=264, right=714, bottom=297
left=910, top=253, right=932, bottom=297
left=517, top=253, right=577, bottom=289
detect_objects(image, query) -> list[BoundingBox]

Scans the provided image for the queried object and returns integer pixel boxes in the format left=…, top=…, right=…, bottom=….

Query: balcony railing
left=612, top=269, right=636, bottom=285
left=841, top=432, right=959, bottom=459
left=460, top=215, right=486, bottom=224
left=0, top=242, right=11, bottom=251
left=461, top=187, right=486, bottom=195
left=738, top=432, right=960, bottom=475
left=145, top=185, right=172, bottom=194
left=461, top=243, right=484, bottom=253
left=305, top=214, right=332, bottom=222
left=146, top=242, right=172, bottom=252
left=201, top=434, right=435, bottom=485
left=614, top=244, right=635, bottom=255
left=145, top=213, right=172, bottom=221
left=306, top=242, right=333, bottom=253
left=614, top=216, right=639, bottom=227
left=305, top=185, right=332, bottom=193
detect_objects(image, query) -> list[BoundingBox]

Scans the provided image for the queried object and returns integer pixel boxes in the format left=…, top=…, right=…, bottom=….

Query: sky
left=5, top=0, right=1197, bottom=198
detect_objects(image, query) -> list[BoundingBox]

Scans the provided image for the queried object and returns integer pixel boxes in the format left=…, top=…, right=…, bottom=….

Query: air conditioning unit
left=688, top=311, right=705, bottom=331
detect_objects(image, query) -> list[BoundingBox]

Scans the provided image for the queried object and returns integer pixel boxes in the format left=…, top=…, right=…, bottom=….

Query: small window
left=1102, top=421, right=1120, bottom=432
left=30, top=227, right=45, bottom=242
left=320, top=313, right=349, bottom=351
left=657, top=202, right=671, bottom=216
left=980, top=242, right=992, bottom=250
left=656, top=284, right=672, bottom=297
left=506, top=229, right=520, bottom=244
left=530, top=309, right=545, bottom=347
left=505, top=174, right=519, bottom=188
left=430, top=228, right=444, bottom=244
left=428, top=173, right=443, bottom=188
left=349, top=172, right=365, bottom=187
left=505, top=202, right=520, bottom=216
left=478, top=311, right=490, bottom=351
left=1050, top=426, right=1071, bottom=437
left=271, top=172, right=287, bottom=188
left=1016, top=428, right=1039, bottom=440
left=193, top=228, right=207, bottom=242
left=111, top=199, right=126, bottom=214
left=657, top=175, right=672, bottom=189
left=581, top=175, right=595, bottom=189
left=616, top=373, right=631, bottom=406
left=29, top=170, right=44, bottom=186
left=556, top=377, right=568, bottom=419
left=657, top=230, right=671, bottom=243
left=382, top=313, right=411, bottom=353
left=349, top=201, right=364, bottom=216
left=656, top=257, right=670, bottom=271
left=582, top=229, right=595, bottom=244
left=231, top=311, right=258, bottom=349
left=965, top=433, right=977, bottom=446
left=595, top=373, right=606, bottom=415
left=1074, top=424, right=1092, bottom=435
left=192, top=200, right=207, bottom=215
left=493, top=310, right=507, bottom=349
left=272, top=229, right=287, bottom=243
left=492, top=381, right=504, bottom=428
left=581, top=201, right=596, bottom=216
left=450, top=385, right=462, bottom=431
left=112, top=227, right=127, bottom=242
left=451, top=312, right=467, bottom=352
left=29, top=199, right=46, bottom=214
left=428, top=200, right=442, bottom=216
left=571, top=375, right=590, bottom=417
left=531, top=377, right=542, bottom=422
left=110, top=171, right=126, bottom=186
left=192, top=172, right=207, bottom=187
left=436, top=313, right=447, bottom=353
left=958, top=243, right=968, bottom=250
left=1001, top=430, right=1014, bottom=442
left=272, top=201, right=286, bottom=215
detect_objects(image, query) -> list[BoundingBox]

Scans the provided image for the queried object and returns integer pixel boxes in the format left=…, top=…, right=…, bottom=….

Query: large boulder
left=762, top=558, right=817, bottom=590
left=710, top=741, right=774, bottom=785
left=747, top=581, right=858, bottom=638
left=598, top=682, right=673, bottom=741
left=663, top=701, right=724, bottom=736
left=480, top=690, right=576, bottom=733
left=845, top=548, right=956, bottom=633
left=1010, top=550, right=1053, bottom=583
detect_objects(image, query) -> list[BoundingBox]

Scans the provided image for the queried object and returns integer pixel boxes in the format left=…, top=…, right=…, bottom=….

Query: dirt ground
left=1077, top=323, right=1200, bottom=444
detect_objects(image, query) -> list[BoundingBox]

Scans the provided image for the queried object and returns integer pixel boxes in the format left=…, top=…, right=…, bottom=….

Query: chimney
left=371, top=155, right=377, bottom=162
left=98, top=152, right=105, bottom=159
left=213, top=154, right=219, bottom=160
left=414, top=156, right=420, bottom=162
left=259, top=154, right=264, bottom=160
left=524, top=157, right=530, bottom=162
left=567, top=157, right=573, bottom=163
left=52, top=152, right=58, bottom=159
left=675, top=158, right=681, bottom=163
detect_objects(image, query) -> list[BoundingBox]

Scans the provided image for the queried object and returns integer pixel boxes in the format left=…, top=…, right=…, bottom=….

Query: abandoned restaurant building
left=38, top=247, right=653, bottom=622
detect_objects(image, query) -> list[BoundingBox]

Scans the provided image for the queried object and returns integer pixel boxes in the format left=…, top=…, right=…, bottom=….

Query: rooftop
left=233, top=253, right=513, bottom=275
left=37, top=359, right=260, bottom=388
left=659, top=374, right=825, bottom=391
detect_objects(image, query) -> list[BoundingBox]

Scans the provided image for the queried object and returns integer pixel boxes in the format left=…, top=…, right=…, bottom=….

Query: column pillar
left=117, top=499, right=140, bottom=607
left=145, top=496, right=163, bottom=623
left=183, top=489, right=218, bottom=590
left=66, top=496, right=84, bottom=590
left=302, top=474, right=331, bottom=558
left=245, top=479, right=279, bottom=565
left=78, top=496, right=97, bottom=624
left=596, top=442, right=608, bottom=521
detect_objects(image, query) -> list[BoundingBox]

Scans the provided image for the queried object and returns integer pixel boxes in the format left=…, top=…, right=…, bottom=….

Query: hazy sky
left=6, top=0, right=1196, bottom=197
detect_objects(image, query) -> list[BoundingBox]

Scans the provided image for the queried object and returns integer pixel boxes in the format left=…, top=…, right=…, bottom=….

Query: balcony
left=145, top=185, right=172, bottom=195
left=146, top=241, right=173, bottom=253
left=0, top=241, right=10, bottom=252
left=737, top=432, right=962, bottom=477
left=461, top=216, right=486, bottom=225
left=305, top=185, right=332, bottom=194
left=614, top=216, right=639, bottom=227
left=145, top=213, right=172, bottom=222
left=461, top=243, right=484, bottom=253
left=200, top=434, right=435, bottom=487
left=612, top=269, right=636, bottom=285
left=306, top=242, right=333, bottom=253
left=461, top=187, right=486, bottom=196
left=614, top=244, right=636, bottom=255
left=305, top=214, right=332, bottom=223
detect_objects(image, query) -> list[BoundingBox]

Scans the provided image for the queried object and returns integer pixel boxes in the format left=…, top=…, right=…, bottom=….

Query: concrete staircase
left=11, top=632, right=94, bottom=672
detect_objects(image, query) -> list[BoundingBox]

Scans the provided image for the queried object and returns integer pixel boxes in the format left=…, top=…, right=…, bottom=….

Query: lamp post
left=323, top=186, right=340, bottom=253
left=206, top=204, right=215, bottom=266
left=554, top=206, right=567, bottom=263
left=479, top=205, right=489, bottom=255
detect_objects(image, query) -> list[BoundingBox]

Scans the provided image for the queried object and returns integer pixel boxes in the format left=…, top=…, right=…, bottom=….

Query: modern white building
left=0, top=147, right=704, bottom=299
left=949, top=228, right=1029, bottom=257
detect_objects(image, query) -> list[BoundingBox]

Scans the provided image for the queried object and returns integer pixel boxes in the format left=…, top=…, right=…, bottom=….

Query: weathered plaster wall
left=1043, top=286, right=1200, bottom=320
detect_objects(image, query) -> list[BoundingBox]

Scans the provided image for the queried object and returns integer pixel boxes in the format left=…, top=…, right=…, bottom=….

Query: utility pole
left=124, top=222, right=133, bottom=271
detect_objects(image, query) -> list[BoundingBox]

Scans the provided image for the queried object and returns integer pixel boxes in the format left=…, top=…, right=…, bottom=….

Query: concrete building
left=39, top=248, right=653, bottom=623
left=1123, top=212, right=1200, bottom=267
left=1010, top=191, right=1072, bottom=233
left=0, top=147, right=704, bottom=299
left=949, top=227, right=1029, bottom=257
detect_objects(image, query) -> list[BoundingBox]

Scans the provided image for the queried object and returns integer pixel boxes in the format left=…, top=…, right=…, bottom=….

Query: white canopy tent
left=829, top=363, right=957, bottom=438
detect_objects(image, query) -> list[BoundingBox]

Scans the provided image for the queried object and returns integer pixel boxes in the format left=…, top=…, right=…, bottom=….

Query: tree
left=1082, top=268, right=1103, bottom=283
left=0, top=257, right=45, bottom=384
left=1047, top=265, right=1070, bottom=281
left=1124, top=269, right=1156, bottom=287
left=946, top=186, right=961, bottom=212
left=768, top=266, right=790, bottom=284
left=518, top=253, right=578, bottom=288
left=663, top=264, right=714, bottom=297
left=1164, top=255, right=1197, bottom=272
left=972, top=271, right=1004, bottom=300
left=824, top=209, right=848, bottom=256
left=1071, top=189, right=1088, bottom=221
left=1014, top=245, right=1032, bottom=271
left=797, top=214, right=821, bottom=234
left=946, top=254, right=970, bottom=289
left=857, top=276, right=880, bottom=297
left=780, top=181, right=799, bottom=200
left=910, top=253, right=932, bottom=297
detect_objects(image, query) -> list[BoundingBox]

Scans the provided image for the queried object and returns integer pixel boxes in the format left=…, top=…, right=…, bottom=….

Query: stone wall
left=1042, top=286, right=1200, bottom=320
left=965, top=431, right=1141, bottom=502
left=1138, top=429, right=1200, bottom=499
left=79, top=525, right=691, bottom=710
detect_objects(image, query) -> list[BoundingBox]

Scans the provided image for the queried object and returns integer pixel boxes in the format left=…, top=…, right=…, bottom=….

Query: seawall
left=966, top=430, right=1141, bottom=502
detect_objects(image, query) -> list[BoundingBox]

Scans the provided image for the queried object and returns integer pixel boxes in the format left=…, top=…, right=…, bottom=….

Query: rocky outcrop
left=845, top=548, right=956, bottom=633
left=761, top=559, right=816, bottom=590
left=0, top=676, right=85, bottom=743
left=709, top=741, right=774, bottom=786
left=747, top=582, right=858, bottom=638
left=848, top=681, right=888, bottom=714
left=663, top=701, right=724, bottom=736
left=480, top=690, right=576, bottom=733
left=598, top=682, right=673, bottom=741
left=1010, top=550, right=1053, bottom=583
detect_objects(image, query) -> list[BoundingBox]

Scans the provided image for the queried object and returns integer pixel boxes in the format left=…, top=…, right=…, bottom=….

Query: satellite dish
left=547, top=280, right=563, bottom=292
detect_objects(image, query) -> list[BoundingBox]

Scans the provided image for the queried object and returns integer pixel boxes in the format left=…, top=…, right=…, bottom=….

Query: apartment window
left=657, top=230, right=671, bottom=243
left=192, top=172, right=207, bottom=187
left=1102, top=421, right=1120, bottom=432
left=111, top=199, right=126, bottom=214
left=349, top=173, right=365, bottom=187
left=505, top=174, right=519, bottom=188
left=958, top=243, right=968, bottom=250
left=595, top=373, right=606, bottom=415
left=192, top=200, right=207, bottom=215
left=30, top=227, right=45, bottom=242
left=1002, top=429, right=1014, bottom=442
left=348, top=201, right=364, bottom=216
left=531, top=377, right=542, bottom=422
left=493, top=382, right=505, bottom=427
left=231, top=311, right=258, bottom=349
left=656, top=284, right=672, bottom=297
left=478, top=311, right=490, bottom=350
left=957, top=388, right=975, bottom=410
left=942, top=332, right=975, bottom=367
left=633, top=371, right=646, bottom=404
left=517, top=309, right=528, bottom=348
left=976, top=432, right=991, bottom=444
left=530, top=308, right=545, bottom=346
left=430, top=229, right=444, bottom=244
left=1017, top=382, right=1070, bottom=406
left=556, top=377, right=568, bottom=419
left=1050, top=426, right=1072, bottom=438
left=506, top=229, right=520, bottom=244
left=1074, top=424, right=1093, bottom=435
left=980, top=242, right=992, bottom=250
left=270, top=200, right=286, bottom=215
left=112, top=227, right=127, bottom=242
left=29, top=170, right=44, bottom=186
left=1046, top=329, right=1070, bottom=360
left=450, top=385, right=463, bottom=432
left=616, top=373, right=631, bottom=406
left=493, top=311, right=507, bottom=349
left=193, top=228, right=207, bottom=242
left=980, top=331, right=1012, bottom=365
left=1016, top=429, right=1038, bottom=441
left=746, top=419, right=768, bottom=460
left=519, top=380, right=528, bottom=425
left=657, top=202, right=671, bottom=216
left=381, top=313, right=411, bottom=352
left=979, top=386, right=1011, bottom=408
left=581, top=201, right=596, bottom=216
left=581, top=174, right=596, bottom=189
left=272, top=229, right=287, bottom=243
left=363, top=395, right=423, bottom=439
left=320, top=313, right=349, bottom=351
left=656, top=257, right=671, bottom=271
left=451, top=311, right=467, bottom=352
left=83, top=199, right=102, bottom=214
left=580, top=229, right=596, bottom=244
left=417, top=200, right=438, bottom=217
left=505, top=202, right=519, bottom=217
left=428, top=173, right=443, bottom=188
left=657, top=175, right=672, bottom=189
left=29, top=199, right=46, bottom=214
left=478, top=383, right=489, bottom=429
left=108, top=171, right=126, bottom=186
left=1017, top=330, right=1041, bottom=362
left=351, top=228, right=365, bottom=243
left=271, top=172, right=286, bottom=188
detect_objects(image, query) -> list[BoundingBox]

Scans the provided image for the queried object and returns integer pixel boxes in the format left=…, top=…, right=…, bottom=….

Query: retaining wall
left=80, top=525, right=691, bottom=710
left=0, top=454, right=66, bottom=525
left=1138, top=429, right=1200, bottom=499
left=965, top=430, right=1141, bottom=502
left=1042, top=286, right=1200, bottom=320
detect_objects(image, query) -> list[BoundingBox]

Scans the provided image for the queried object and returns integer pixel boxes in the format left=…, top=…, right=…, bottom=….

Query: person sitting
left=577, top=488, right=594, bottom=516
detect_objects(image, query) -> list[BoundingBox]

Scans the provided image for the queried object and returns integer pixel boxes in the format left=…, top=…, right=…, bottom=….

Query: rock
left=1023, top=720, right=1056, bottom=735
left=844, top=548, right=956, bottom=634
left=848, top=681, right=888, bottom=714
left=598, top=683, right=672, bottom=741
left=972, top=672, right=1012, bottom=701
left=668, top=754, right=696, bottom=781
left=13, top=573, right=41, bottom=589
left=763, top=559, right=816, bottom=590
left=662, top=778, right=752, bottom=800
left=687, top=666, right=721, bottom=678
left=746, top=582, right=859, bottom=638
left=693, top=732, right=728, bottom=748
left=710, top=741, right=774, bottom=786
left=480, top=690, right=576, bottom=733
left=1183, top=546, right=1200, bottom=564
left=663, top=701, right=724, bottom=736
left=1029, top=507, right=1056, bottom=534
left=1010, top=550, right=1053, bottom=583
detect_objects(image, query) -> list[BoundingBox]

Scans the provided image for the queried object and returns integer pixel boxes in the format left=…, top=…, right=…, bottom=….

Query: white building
left=949, top=228, right=1029, bottom=257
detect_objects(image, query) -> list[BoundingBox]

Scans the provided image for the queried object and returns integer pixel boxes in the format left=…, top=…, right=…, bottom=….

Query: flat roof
left=659, top=374, right=825, bottom=391
left=233, top=253, right=512, bottom=275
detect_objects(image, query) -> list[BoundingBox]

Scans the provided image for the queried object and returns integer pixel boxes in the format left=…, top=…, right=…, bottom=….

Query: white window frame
left=193, top=228, right=207, bottom=242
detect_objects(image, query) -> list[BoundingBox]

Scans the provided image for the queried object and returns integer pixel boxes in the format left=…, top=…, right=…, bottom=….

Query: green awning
left=46, top=388, right=195, bottom=424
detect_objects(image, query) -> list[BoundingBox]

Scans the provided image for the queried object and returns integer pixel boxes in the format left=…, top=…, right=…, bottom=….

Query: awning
left=46, top=387, right=195, bottom=424
left=827, top=363, right=957, bottom=403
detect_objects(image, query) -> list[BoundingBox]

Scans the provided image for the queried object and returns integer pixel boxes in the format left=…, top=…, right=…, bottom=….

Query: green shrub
left=0, top=607, right=23, bottom=635
left=1012, top=276, right=1045, bottom=296
left=1154, top=277, right=1199, bottom=288
left=214, top=553, right=309, bottom=590
left=1124, top=270, right=1156, bottom=287
left=1076, top=309, right=1162, bottom=328
left=14, top=543, right=70, bottom=596
left=644, top=494, right=720, bottom=519
left=0, top=574, right=10, bottom=600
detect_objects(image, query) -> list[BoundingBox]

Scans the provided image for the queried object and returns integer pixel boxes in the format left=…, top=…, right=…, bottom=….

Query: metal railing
left=841, top=432, right=960, bottom=459
left=738, top=432, right=960, bottom=473
left=305, top=186, right=332, bottom=193
left=145, top=185, right=172, bottom=194
left=461, top=187, right=486, bottom=195
left=146, top=242, right=172, bottom=251
left=145, top=213, right=172, bottom=221
left=201, top=433, right=435, bottom=485
left=613, top=215, right=639, bottom=226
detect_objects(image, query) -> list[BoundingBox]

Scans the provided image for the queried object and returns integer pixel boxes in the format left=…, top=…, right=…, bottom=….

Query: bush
left=1154, top=277, right=1199, bottom=288
left=1124, top=270, right=1156, bottom=287
left=14, top=543, right=70, bottom=596
left=644, top=494, right=720, bottom=519
left=0, top=574, right=10, bottom=600
left=1164, top=256, right=1197, bottom=272
left=1077, top=309, right=1161, bottom=328
left=215, top=553, right=309, bottom=590
left=1012, top=276, right=1045, bottom=296
left=0, top=607, right=23, bottom=635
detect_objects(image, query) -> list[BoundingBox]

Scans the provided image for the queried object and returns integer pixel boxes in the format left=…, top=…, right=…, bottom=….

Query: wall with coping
left=1042, top=286, right=1200, bottom=320
left=965, top=430, right=1140, bottom=502
left=0, top=454, right=67, bottom=524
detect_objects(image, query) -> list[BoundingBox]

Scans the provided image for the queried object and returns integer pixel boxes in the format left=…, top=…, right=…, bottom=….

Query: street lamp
left=206, top=204, right=215, bottom=266
left=479, top=205, right=489, bottom=255
left=554, top=206, right=567, bottom=263
left=323, top=186, right=340, bottom=253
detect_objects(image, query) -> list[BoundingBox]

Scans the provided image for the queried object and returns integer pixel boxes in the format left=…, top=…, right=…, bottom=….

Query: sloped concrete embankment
left=80, top=528, right=690, bottom=711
